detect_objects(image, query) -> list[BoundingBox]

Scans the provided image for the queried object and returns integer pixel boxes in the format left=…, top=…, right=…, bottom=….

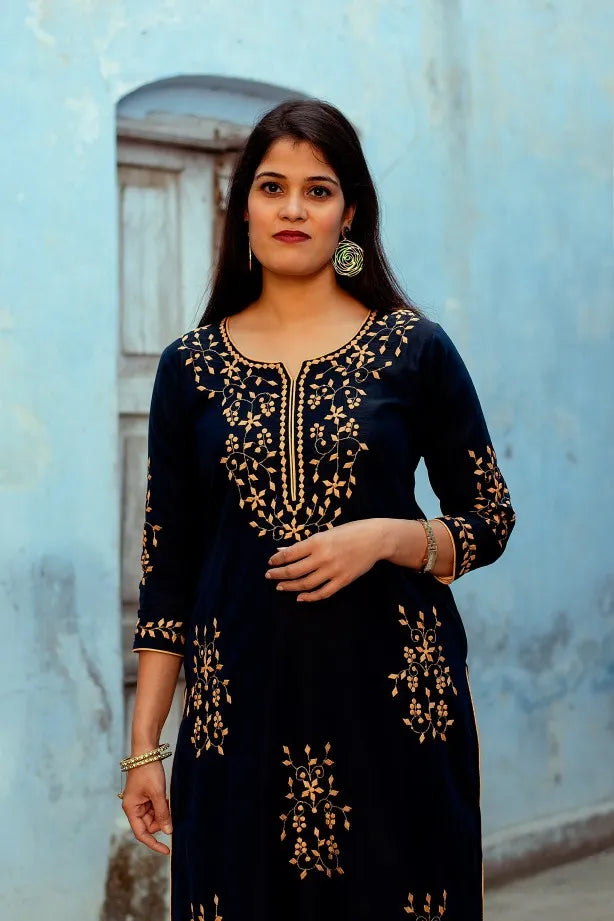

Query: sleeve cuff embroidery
left=132, top=647, right=184, bottom=658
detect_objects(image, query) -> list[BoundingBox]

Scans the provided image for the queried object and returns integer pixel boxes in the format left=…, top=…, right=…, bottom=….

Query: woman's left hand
left=265, top=519, right=385, bottom=602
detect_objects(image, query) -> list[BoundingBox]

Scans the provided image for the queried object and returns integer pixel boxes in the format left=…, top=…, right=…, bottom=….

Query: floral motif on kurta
left=389, top=605, right=458, bottom=742
left=189, top=895, right=222, bottom=921
left=280, top=742, right=352, bottom=879
left=140, top=455, right=162, bottom=586
left=404, top=889, right=447, bottom=918
left=184, top=619, right=232, bottom=756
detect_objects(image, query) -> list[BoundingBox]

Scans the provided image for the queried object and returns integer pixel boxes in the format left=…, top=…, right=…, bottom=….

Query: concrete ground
left=485, top=847, right=614, bottom=920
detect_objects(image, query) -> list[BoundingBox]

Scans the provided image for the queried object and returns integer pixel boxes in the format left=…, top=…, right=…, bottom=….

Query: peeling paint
left=93, top=1, right=128, bottom=84
left=101, top=833, right=169, bottom=921
left=32, top=556, right=114, bottom=747
left=98, top=56, right=122, bottom=81
left=25, top=0, right=55, bottom=46
left=65, top=90, right=101, bottom=156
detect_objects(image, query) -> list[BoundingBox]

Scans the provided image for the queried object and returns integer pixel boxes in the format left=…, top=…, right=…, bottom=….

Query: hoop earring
left=248, top=232, right=252, bottom=272
left=332, top=226, right=364, bottom=277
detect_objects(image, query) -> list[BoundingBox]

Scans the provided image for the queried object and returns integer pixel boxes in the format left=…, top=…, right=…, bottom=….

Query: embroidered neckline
left=178, top=307, right=420, bottom=540
left=220, top=308, right=377, bottom=380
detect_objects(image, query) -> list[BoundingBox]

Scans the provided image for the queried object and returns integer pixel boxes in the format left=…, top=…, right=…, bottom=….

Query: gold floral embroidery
left=185, top=620, right=231, bottom=756
left=134, top=618, right=185, bottom=647
left=404, top=890, right=447, bottom=918
left=389, top=605, right=458, bottom=742
left=189, top=894, right=222, bottom=921
left=280, top=742, right=352, bottom=879
left=442, top=515, right=476, bottom=578
left=178, top=308, right=419, bottom=543
left=442, top=445, right=514, bottom=577
left=471, top=445, right=514, bottom=545
left=140, top=456, right=162, bottom=586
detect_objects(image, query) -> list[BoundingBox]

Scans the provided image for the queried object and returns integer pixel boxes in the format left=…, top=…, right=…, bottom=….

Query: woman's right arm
left=122, top=651, right=183, bottom=854
left=123, top=342, right=199, bottom=854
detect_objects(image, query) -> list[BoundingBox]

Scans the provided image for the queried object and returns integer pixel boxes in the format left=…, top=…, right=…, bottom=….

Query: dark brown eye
left=309, top=186, right=332, bottom=198
left=260, top=181, right=281, bottom=193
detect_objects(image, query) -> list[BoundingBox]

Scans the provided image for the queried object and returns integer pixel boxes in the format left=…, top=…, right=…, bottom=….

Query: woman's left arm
left=404, top=322, right=516, bottom=583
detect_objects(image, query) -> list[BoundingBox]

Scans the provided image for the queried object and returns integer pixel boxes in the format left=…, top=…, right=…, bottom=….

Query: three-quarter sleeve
left=419, top=322, right=516, bottom=583
left=132, top=342, right=198, bottom=657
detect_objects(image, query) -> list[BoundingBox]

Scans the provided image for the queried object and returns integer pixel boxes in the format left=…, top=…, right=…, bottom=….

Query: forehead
left=256, top=137, right=336, bottom=176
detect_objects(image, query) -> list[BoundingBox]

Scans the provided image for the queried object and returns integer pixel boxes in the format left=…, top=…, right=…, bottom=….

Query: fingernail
left=265, top=571, right=272, bottom=578
left=276, top=584, right=283, bottom=591
left=163, top=824, right=173, bottom=835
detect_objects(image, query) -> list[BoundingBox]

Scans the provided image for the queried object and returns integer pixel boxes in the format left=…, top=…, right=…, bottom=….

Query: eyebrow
left=254, top=170, right=339, bottom=186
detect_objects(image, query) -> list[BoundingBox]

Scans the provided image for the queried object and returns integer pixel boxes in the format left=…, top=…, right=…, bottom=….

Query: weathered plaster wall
left=0, top=1, right=612, bottom=918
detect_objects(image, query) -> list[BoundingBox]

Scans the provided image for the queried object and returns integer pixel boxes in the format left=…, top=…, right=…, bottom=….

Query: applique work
left=443, top=445, right=515, bottom=577
left=280, top=742, right=352, bottom=879
left=177, top=308, right=419, bottom=542
left=404, top=889, right=447, bottom=919
left=185, top=619, right=232, bottom=756
left=389, top=605, right=458, bottom=742
left=189, top=894, right=222, bottom=921
left=140, top=456, right=162, bottom=586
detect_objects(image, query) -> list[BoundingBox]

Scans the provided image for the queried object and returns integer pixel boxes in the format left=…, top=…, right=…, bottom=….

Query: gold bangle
left=121, top=749, right=172, bottom=772
left=117, top=745, right=172, bottom=799
left=417, top=518, right=438, bottom=573
left=120, top=742, right=171, bottom=771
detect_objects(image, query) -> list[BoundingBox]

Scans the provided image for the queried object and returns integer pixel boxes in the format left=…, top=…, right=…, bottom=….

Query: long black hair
left=198, top=98, right=420, bottom=325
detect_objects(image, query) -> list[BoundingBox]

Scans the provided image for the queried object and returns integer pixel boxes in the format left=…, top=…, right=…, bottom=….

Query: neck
left=255, top=264, right=354, bottom=328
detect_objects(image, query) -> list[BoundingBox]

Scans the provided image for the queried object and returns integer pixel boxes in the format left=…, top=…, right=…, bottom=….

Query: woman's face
left=245, top=137, right=355, bottom=278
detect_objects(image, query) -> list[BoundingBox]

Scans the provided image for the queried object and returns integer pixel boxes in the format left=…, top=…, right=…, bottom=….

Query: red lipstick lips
left=273, top=231, right=310, bottom=242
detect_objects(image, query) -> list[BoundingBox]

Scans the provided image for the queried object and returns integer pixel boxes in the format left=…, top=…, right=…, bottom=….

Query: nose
left=278, top=192, right=307, bottom=221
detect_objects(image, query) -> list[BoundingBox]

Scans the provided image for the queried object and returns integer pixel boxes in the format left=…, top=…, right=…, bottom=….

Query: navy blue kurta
left=132, top=306, right=515, bottom=921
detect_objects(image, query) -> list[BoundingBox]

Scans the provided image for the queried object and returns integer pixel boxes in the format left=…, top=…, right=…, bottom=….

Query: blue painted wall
left=0, top=1, right=612, bottom=917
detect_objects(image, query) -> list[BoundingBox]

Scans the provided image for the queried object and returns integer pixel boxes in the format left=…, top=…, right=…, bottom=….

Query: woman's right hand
left=121, top=760, right=173, bottom=855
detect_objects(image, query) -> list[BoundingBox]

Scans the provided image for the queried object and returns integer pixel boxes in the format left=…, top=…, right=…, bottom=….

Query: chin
left=263, top=256, right=330, bottom=278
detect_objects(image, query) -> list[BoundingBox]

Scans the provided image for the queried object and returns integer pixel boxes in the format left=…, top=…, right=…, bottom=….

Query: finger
left=142, top=808, right=162, bottom=834
left=267, top=559, right=319, bottom=582
left=277, top=569, right=333, bottom=592
left=151, top=792, right=173, bottom=836
left=297, top=579, right=340, bottom=602
left=128, top=812, right=171, bottom=855
left=268, top=539, right=312, bottom=567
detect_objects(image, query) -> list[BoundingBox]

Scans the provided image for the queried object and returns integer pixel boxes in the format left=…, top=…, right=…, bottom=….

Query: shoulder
left=376, top=308, right=472, bottom=385
left=377, top=306, right=446, bottom=354
left=158, top=322, right=222, bottom=368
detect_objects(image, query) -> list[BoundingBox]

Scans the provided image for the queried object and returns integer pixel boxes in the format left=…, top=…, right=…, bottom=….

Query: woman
left=121, top=99, right=515, bottom=921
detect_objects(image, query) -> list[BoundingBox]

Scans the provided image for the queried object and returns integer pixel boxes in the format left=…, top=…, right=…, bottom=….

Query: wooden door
left=117, top=139, right=238, bottom=759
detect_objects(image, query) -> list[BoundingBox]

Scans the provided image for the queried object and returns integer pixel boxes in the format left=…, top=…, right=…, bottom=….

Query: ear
left=343, top=203, right=356, bottom=231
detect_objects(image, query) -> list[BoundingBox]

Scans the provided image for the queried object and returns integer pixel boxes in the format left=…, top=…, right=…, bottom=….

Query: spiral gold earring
left=248, top=233, right=252, bottom=271
left=332, top=226, right=364, bottom=277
